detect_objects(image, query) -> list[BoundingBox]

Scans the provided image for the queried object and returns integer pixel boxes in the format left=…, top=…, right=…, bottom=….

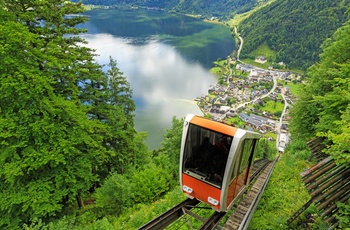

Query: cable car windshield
left=182, top=124, right=232, bottom=188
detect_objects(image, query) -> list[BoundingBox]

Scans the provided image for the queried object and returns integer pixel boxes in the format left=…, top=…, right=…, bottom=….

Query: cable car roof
left=189, top=115, right=238, bottom=137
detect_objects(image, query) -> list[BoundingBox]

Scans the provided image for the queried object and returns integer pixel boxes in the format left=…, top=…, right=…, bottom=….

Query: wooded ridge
left=238, top=0, right=350, bottom=70
left=70, top=0, right=261, bottom=18
left=71, top=0, right=350, bottom=70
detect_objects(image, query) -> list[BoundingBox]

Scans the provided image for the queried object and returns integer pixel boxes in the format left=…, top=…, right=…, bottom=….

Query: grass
left=250, top=43, right=277, bottom=61
left=260, top=100, right=285, bottom=114
left=249, top=151, right=314, bottom=229
left=211, top=59, right=229, bottom=75
left=211, top=66, right=226, bottom=76
left=227, top=116, right=246, bottom=127
left=285, top=81, right=302, bottom=97
left=228, top=0, right=277, bottom=26
left=111, top=188, right=187, bottom=229
left=240, top=42, right=279, bottom=69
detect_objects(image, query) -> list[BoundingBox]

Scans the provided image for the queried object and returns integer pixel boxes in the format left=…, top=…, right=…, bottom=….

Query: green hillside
left=71, top=0, right=262, bottom=18
left=238, top=0, right=350, bottom=70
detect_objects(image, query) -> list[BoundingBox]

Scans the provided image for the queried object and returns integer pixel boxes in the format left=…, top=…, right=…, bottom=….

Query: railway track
left=222, top=158, right=278, bottom=229
left=139, top=158, right=276, bottom=230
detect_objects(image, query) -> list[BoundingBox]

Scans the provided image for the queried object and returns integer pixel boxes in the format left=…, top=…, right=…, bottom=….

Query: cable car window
left=182, top=124, right=232, bottom=188
left=229, top=145, right=242, bottom=182
left=239, top=139, right=255, bottom=174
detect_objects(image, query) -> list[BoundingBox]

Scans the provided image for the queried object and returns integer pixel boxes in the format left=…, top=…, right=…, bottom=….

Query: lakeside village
left=195, top=56, right=301, bottom=152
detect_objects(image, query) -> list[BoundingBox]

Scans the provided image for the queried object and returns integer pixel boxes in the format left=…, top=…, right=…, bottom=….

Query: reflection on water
left=80, top=9, right=234, bottom=149
left=82, top=34, right=216, bottom=149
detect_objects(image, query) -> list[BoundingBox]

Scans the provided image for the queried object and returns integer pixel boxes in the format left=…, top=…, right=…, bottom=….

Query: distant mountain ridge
left=71, top=0, right=261, bottom=18
left=71, top=0, right=350, bottom=70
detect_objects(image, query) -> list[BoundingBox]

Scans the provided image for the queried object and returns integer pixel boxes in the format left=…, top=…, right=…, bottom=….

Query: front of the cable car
left=179, top=114, right=237, bottom=211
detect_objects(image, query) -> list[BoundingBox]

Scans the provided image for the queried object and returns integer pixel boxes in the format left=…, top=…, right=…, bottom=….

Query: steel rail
left=198, top=211, right=226, bottom=230
left=250, top=159, right=271, bottom=182
left=237, top=157, right=278, bottom=230
left=138, top=158, right=274, bottom=230
left=138, top=198, right=200, bottom=230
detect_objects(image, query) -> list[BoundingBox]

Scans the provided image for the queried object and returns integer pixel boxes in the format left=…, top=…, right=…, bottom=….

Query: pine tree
left=0, top=1, right=122, bottom=227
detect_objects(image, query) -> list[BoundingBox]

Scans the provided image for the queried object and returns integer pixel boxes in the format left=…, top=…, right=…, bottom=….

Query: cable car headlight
left=182, top=185, right=193, bottom=194
left=208, top=197, right=219, bottom=206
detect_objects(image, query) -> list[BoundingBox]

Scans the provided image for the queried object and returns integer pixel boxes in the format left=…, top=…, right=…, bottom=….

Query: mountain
left=238, top=0, right=350, bottom=70
left=71, top=0, right=262, bottom=19
left=72, top=0, right=350, bottom=70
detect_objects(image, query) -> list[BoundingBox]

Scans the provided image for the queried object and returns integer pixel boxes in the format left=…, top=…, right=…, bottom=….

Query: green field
left=285, top=82, right=302, bottom=97
left=250, top=43, right=277, bottom=62
left=228, top=0, right=277, bottom=26
left=261, top=100, right=284, bottom=113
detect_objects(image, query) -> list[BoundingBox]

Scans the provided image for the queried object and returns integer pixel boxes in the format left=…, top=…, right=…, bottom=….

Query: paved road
left=212, top=73, right=278, bottom=121
left=276, top=93, right=290, bottom=149
left=210, top=27, right=289, bottom=151
left=234, top=26, right=243, bottom=63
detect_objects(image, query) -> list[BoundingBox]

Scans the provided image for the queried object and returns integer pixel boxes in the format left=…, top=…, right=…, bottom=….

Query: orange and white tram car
left=179, top=114, right=261, bottom=212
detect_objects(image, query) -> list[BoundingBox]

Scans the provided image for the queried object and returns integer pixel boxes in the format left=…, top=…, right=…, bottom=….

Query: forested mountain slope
left=288, top=15, right=350, bottom=228
left=239, top=0, right=350, bottom=70
left=71, top=0, right=262, bottom=18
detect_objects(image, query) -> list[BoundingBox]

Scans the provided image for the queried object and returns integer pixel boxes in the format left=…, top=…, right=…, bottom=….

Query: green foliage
left=92, top=218, right=115, bottom=230
left=71, top=0, right=259, bottom=19
left=239, top=0, right=350, bottom=70
left=112, top=188, right=186, bottom=229
left=0, top=1, right=146, bottom=228
left=156, top=117, right=184, bottom=182
left=289, top=17, right=350, bottom=226
left=249, top=149, right=313, bottom=229
left=290, top=19, right=350, bottom=147
left=0, top=4, right=106, bottom=226
left=131, top=164, right=172, bottom=204
left=323, top=103, right=350, bottom=166
left=94, top=173, right=132, bottom=216
left=289, top=85, right=319, bottom=140
left=255, top=138, right=276, bottom=160
left=336, top=200, right=350, bottom=229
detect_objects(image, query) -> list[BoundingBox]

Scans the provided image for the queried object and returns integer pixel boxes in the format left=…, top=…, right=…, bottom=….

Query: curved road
left=234, top=26, right=243, bottom=63
left=215, top=26, right=289, bottom=150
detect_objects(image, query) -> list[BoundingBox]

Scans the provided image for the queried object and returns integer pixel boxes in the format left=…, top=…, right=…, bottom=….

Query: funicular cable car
left=179, top=114, right=261, bottom=212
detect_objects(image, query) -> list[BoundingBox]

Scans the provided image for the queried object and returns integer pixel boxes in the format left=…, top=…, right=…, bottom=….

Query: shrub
left=131, top=164, right=172, bottom=204
left=94, top=173, right=132, bottom=216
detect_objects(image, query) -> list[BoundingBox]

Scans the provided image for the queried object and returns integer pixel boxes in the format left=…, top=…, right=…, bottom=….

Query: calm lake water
left=79, top=9, right=235, bottom=149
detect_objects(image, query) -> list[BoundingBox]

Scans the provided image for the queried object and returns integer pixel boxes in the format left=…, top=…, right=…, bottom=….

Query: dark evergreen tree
left=0, top=0, right=146, bottom=228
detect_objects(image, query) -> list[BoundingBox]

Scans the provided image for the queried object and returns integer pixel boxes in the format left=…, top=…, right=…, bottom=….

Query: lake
left=78, top=8, right=235, bottom=149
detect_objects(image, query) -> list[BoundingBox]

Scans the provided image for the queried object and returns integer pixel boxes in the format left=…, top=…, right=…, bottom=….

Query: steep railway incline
left=222, top=158, right=277, bottom=230
left=139, top=158, right=277, bottom=230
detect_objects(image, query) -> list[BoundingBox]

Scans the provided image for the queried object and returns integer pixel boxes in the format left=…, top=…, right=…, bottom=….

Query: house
left=255, top=56, right=267, bottom=64
left=248, top=114, right=268, bottom=128
left=226, top=109, right=236, bottom=118
left=239, top=113, right=250, bottom=122
left=219, top=106, right=230, bottom=114
left=278, top=141, right=286, bottom=153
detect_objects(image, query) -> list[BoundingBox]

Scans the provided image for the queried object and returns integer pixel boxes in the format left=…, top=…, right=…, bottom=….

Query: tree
left=94, top=173, right=132, bottom=216
left=290, top=19, right=350, bottom=141
left=0, top=16, right=108, bottom=228
left=154, top=117, right=184, bottom=182
left=107, top=56, right=136, bottom=125
left=0, top=1, right=141, bottom=228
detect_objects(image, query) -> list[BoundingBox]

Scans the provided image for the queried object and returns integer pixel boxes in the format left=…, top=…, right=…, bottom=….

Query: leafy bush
left=112, top=188, right=186, bottom=229
left=131, top=164, right=172, bottom=204
left=336, top=200, right=350, bottom=229
left=93, top=218, right=115, bottom=230
left=94, top=173, right=132, bottom=216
